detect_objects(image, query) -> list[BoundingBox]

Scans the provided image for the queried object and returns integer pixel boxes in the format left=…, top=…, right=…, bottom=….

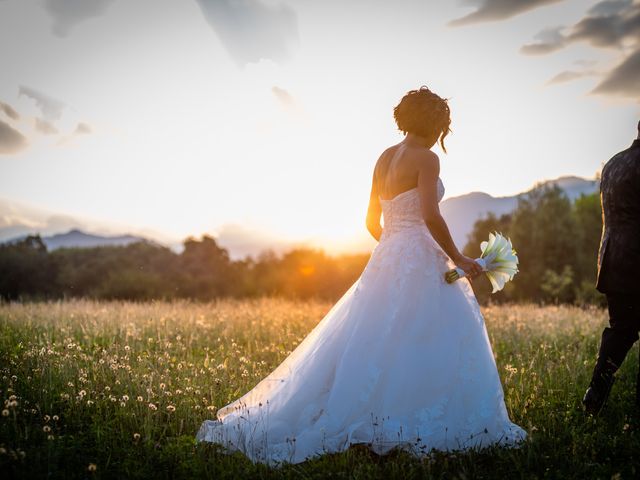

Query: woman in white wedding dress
left=196, top=86, right=527, bottom=465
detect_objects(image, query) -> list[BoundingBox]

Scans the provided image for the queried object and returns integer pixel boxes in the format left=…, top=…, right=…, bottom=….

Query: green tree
left=572, top=192, right=605, bottom=306
left=0, top=235, right=57, bottom=300
left=509, top=185, right=577, bottom=302
left=176, top=235, right=238, bottom=299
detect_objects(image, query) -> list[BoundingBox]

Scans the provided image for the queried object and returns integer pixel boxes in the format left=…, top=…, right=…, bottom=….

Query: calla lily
left=445, top=232, right=519, bottom=293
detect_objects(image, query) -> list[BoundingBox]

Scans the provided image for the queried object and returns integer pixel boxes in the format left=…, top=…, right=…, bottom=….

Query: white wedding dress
left=196, top=175, right=527, bottom=465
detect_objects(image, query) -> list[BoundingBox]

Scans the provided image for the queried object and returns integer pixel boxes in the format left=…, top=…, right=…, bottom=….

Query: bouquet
left=445, top=232, right=519, bottom=293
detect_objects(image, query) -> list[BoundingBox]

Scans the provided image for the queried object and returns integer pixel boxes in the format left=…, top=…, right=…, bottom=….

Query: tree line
left=0, top=184, right=604, bottom=305
left=0, top=233, right=370, bottom=302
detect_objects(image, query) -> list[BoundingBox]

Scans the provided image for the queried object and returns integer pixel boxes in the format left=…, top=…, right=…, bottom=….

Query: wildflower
left=8, top=395, right=16, bottom=401
left=104, top=386, right=110, bottom=392
left=88, top=463, right=97, bottom=472
left=44, top=415, right=51, bottom=422
left=87, top=400, right=94, bottom=406
left=122, top=395, right=129, bottom=402
left=52, top=415, right=59, bottom=421
left=43, top=425, right=51, bottom=433
left=160, top=383, right=166, bottom=390
left=137, top=396, right=143, bottom=402
left=133, top=433, right=141, bottom=441
left=47, top=435, right=54, bottom=440
left=8, top=400, right=17, bottom=408
left=166, top=405, right=176, bottom=412
left=148, top=403, right=157, bottom=411
left=0, top=447, right=6, bottom=454
left=1, top=410, right=8, bottom=417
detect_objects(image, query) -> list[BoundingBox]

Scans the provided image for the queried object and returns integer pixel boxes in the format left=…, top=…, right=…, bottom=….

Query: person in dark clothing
left=583, top=120, right=640, bottom=415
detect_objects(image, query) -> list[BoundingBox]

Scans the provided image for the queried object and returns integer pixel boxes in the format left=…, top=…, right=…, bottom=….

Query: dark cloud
left=34, top=117, right=59, bottom=135
left=520, top=26, right=567, bottom=54
left=0, top=101, right=19, bottom=121
left=449, top=0, right=563, bottom=26
left=43, top=0, right=116, bottom=37
left=0, top=120, right=28, bottom=155
left=18, top=86, right=66, bottom=122
left=271, top=86, right=295, bottom=108
left=521, top=0, right=640, bottom=98
left=547, top=69, right=598, bottom=84
left=522, top=0, right=640, bottom=54
left=592, top=47, right=640, bottom=97
left=74, top=122, right=92, bottom=135
left=195, top=0, right=298, bottom=66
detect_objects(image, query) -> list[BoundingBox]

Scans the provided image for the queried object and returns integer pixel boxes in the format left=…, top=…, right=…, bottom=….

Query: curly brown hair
left=393, top=86, right=451, bottom=152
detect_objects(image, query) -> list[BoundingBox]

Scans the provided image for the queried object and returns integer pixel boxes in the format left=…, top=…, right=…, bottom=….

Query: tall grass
left=0, top=299, right=638, bottom=479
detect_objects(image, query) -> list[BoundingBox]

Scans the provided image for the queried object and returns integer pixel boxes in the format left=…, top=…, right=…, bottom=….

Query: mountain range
left=1, top=176, right=599, bottom=258
left=440, top=175, right=599, bottom=247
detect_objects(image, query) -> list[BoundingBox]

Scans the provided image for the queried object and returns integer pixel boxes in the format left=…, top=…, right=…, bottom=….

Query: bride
left=196, top=86, right=527, bottom=465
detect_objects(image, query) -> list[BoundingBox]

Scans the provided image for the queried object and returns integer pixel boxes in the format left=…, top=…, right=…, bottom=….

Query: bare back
left=374, top=143, right=424, bottom=200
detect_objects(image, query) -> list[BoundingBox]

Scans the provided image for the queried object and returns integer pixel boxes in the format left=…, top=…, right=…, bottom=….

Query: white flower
left=479, top=232, right=519, bottom=293
left=445, top=232, right=519, bottom=293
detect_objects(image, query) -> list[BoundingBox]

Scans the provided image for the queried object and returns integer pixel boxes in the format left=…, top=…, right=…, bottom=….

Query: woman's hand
left=453, top=253, right=483, bottom=280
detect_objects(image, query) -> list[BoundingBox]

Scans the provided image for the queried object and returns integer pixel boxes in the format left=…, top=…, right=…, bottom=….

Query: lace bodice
left=379, top=178, right=445, bottom=234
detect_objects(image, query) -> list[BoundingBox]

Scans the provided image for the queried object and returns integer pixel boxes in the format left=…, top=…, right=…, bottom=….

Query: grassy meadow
left=0, top=298, right=638, bottom=479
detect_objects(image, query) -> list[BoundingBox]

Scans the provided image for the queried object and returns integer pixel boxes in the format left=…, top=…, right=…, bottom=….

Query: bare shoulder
left=373, top=145, right=400, bottom=175
left=414, top=148, right=440, bottom=173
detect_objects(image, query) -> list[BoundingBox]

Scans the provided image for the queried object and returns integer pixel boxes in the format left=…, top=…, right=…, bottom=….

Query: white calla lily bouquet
left=445, top=232, right=519, bottom=293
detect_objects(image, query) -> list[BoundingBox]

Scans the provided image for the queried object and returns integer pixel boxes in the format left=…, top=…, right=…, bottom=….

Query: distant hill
left=440, top=176, right=599, bottom=247
left=1, top=175, right=599, bottom=257
left=3, top=228, right=152, bottom=250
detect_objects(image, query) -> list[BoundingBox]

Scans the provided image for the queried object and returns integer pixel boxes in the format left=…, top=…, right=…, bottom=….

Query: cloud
left=522, top=0, right=640, bottom=53
left=521, top=0, right=640, bottom=98
left=520, top=26, right=567, bottom=54
left=592, top=47, right=640, bottom=97
left=34, top=117, right=59, bottom=135
left=449, top=0, right=563, bottom=26
left=195, top=0, right=298, bottom=66
left=18, top=86, right=66, bottom=122
left=74, top=122, right=92, bottom=134
left=547, top=69, right=598, bottom=84
left=43, top=0, right=116, bottom=37
left=0, top=101, right=19, bottom=121
left=271, top=86, right=295, bottom=108
left=0, top=120, right=28, bottom=155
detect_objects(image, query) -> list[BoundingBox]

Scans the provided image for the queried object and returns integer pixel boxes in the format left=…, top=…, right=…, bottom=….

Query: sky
left=0, top=0, right=638, bottom=256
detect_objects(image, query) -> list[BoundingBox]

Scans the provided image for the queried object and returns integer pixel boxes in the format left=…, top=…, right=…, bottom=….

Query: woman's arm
left=417, top=152, right=483, bottom=278
left=366, top=168, right=383, bottom=241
